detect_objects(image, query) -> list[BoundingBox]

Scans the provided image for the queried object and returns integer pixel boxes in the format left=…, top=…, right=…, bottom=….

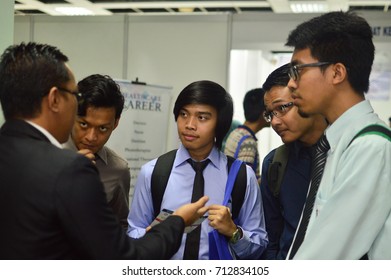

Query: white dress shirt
left=291, top=100, right=391, bottom=259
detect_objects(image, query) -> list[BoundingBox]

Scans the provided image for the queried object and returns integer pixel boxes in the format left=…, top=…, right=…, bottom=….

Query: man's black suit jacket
left=0, top=120, right=184, bottom=259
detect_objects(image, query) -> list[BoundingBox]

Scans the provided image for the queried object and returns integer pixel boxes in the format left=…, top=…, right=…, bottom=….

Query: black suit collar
left=0, top=119, right=51, bottom=143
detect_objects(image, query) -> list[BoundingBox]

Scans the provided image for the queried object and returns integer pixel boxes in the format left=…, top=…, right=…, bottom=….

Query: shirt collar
left=290, top=141, right=312, bottom=159
left=325, top=100, right=373, bottom=151
left=26, top=120, right=62, bottom=148
left=238, top=125, right=258, bottom=141
left=96, top=146, right=108, bottom=165
left=176, top=144, right=221, bottom=169
left=63, top=136, right=108, bottom=165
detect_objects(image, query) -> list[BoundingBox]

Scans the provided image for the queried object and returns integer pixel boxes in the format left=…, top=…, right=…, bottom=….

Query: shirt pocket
left=314, top=195, right=327, bottom=218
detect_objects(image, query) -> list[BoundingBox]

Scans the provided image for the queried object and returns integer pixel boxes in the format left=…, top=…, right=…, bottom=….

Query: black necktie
left=183, top=159, right=210, bottom=260
left=289, top=134, right=330, bottom=259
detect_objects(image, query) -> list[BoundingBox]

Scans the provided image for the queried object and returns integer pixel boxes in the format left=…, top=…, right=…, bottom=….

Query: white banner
left=2, top=260, right=390, bottom=280
left=107, top=80, right=172, bottom=203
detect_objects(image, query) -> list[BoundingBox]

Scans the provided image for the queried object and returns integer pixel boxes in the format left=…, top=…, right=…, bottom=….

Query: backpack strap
left=227, top=156, right=247, bottom=221
left=151, top=151, right=247, bottom=221
left=151, top=149, right=177, bottom=218
left=348, top=124, right=390, bottom=260
left=233, top=134, right=258, bottom=172
left=348, top=124, right=391, bottom=147
left=267, top=144, right=289, bottom=198
left=233, top=135, right=251, bottom=158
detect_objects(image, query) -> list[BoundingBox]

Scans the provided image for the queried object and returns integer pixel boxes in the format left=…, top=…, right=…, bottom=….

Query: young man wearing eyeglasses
left=63, top=74, right=131, bottom=229
left=286, top=11, right=391, bottom=259
left=259, top=63, right=327, bottom=259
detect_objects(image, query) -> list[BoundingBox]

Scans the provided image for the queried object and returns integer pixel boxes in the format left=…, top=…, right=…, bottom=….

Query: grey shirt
left=63, top=138, right=131, bottom=229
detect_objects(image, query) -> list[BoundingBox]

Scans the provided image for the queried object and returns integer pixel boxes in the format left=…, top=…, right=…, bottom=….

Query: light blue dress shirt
left=290, top=100, right=391, bottom=259
left=127, top=145, right=268, bottom=259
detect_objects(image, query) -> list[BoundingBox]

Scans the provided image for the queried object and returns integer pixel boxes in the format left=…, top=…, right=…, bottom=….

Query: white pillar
left=0, top=0, right=14, bottom=125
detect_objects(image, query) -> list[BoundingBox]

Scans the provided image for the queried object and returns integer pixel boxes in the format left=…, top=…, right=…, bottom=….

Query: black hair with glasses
left=173, top=80, right=233, bottom=150
left=262, top=63, right=294, bottom=123
left=0, top=42, right=70, bottom=120
left=77, top=74, right=125, bottom=120
left=262, top=63, right=291, bottom=92
left=285, top=11, right=374, bottom=95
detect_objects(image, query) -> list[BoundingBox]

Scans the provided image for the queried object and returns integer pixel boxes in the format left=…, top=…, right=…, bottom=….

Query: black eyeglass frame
left=263, top=102, right=294, bottom=123
left=288, top=62, right=332, bottom=81
left=57, top=86, right=83, bottom=100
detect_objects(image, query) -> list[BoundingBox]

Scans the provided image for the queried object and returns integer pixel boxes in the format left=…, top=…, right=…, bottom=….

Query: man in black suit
left=0, top=42, right=208, bottom=259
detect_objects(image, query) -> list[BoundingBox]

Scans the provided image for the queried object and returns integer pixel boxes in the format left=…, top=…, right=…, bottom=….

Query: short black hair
left=0, top=42, right=69, bottom=120
left=243, top=88, right=266, bottom=122
left=286, top=11, right=374, bottom=94
left=77, top=74, right=124, bottom=119
left=173, top=80, right=233, bottom=150
left=262, top=63, right=290, bottom=92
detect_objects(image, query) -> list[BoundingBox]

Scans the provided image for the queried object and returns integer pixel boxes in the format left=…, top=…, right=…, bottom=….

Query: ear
left=331, top=63, right=347, bottom=85
left=46, top=87, right=62, bottom=113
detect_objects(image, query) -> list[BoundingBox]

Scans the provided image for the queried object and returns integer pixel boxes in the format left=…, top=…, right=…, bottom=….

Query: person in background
left=127, top=80, right=268, bottom=259
left=63, top=74, right=130, bottom=229
left=221, top=119, right=241, bottom=151
left=224, top=88, right=269, bottom=184
left=286, top=11, right=391, bottom=259
left=0, top=42, right=208, bottom=259
left=259, top=63, right=327, bottom=259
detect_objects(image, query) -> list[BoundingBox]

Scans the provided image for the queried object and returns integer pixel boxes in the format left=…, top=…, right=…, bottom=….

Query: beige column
left=0, top=0, right=14, bottom=125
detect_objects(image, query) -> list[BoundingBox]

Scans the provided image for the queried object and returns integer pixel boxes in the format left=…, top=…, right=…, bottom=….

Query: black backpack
left=267, top=144, right=290, bottom=198
left=150, top=149, right=247, bottom=220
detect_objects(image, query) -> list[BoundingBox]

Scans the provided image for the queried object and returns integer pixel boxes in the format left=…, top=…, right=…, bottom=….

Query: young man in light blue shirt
left=127, top=80, right=268, bottom=259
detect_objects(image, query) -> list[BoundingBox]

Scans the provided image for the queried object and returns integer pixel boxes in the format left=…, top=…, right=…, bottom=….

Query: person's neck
left=300, top=115, right=328, bottom=146
left=243, top=120, right=267, bottom=134
left=324, top=85, right=365, bottom=125
left=188, top=144, right=214, bottom=162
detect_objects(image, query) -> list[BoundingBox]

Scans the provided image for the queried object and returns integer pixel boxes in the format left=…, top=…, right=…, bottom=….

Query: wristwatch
left=229, top=226, right=243, bottom=244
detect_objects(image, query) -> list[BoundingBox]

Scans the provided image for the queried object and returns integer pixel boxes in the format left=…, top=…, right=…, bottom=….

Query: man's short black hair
left=243, top=88, right=266, bottom=122
left=0, top=42, right=69, bottom=120
left=77, top=74, right=124, bottom=119
left=262, top=63, right=291, bottom=93
left=286, top=11, right=374, bottom=95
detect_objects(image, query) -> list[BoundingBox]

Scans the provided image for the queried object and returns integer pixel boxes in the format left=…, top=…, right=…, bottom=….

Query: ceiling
left=14, top=0, right=391, bottom=16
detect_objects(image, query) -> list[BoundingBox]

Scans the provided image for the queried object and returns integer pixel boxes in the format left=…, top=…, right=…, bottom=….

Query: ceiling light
left=290, top=2, right=329, bottom=13
left=178, top=7, right=195, bottom=13
left=54, top=7, right=94, bottom=16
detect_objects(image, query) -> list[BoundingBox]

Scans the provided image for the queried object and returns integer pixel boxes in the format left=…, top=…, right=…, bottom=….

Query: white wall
left=15, top=16, right=126, bottom=80
left=126, top=15, right=231, bottom=150
left=14, top=14, right=231, bottom=152
left=0, top=0, right=14, bottom=125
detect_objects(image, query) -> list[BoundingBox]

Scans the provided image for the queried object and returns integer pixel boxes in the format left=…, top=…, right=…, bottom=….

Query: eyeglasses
left=263, top=102, right=294, bottom=123
left=288, top=62, right=332, bottom=81
left=57, top=87, right=83, bottom=100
